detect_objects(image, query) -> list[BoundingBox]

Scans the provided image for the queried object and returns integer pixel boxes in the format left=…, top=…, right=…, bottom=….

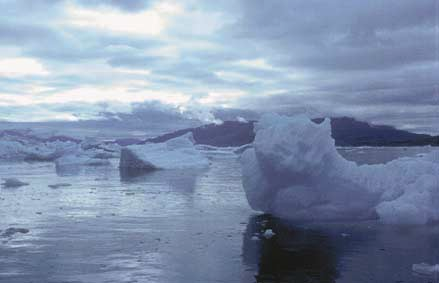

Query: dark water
left=1, top=147, right=439, bottom=283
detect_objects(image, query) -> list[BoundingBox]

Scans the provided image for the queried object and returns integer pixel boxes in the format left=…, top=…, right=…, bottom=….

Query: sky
left=0, top=0, right=438, bottom=133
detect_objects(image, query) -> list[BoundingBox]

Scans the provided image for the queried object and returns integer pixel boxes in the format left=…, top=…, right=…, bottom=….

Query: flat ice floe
left=241, top=114, right=439, bottom=225
left=119, top=133, right=209, bottom=171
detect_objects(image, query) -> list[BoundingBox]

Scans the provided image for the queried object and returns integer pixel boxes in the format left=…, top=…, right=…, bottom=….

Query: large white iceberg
left=119, top=133, right=209, bottom=171
left=241, top=113, right=439, bottom=225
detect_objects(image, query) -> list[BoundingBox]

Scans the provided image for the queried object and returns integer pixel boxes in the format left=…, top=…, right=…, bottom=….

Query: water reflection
left=243, top=215, right=439, bottom=283
left=120, top=168, right=207, bottom=194
left=119, top=166, right=154, bottom=180
left=55, top=163, right=82, bottom=176
left=4, top=148, right=439, bottom=283
left=243, top=214, right=339, bottom=282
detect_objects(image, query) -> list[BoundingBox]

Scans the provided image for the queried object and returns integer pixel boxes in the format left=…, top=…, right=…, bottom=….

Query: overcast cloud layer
left=0, top=0, right=437, bottom=133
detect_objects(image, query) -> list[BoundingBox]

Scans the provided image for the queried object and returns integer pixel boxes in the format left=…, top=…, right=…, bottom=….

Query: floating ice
left=241, top=113, right=439, bottom=224
left=0, top=130, right=120, bottom=166
left=1, top=227, right=29, bottom=237
left=119, top=133, right=209, bottom=171
left=48, top=183, right=72, bottom=189
left=1, top=178, right=29, bottom=188
left=0, top=136, right=79, bottom=162
left=251, top=235, right=260, bottom=241
left=412, top=263, right=439, bottom=276
left=263, top=229, right=275, bottom=239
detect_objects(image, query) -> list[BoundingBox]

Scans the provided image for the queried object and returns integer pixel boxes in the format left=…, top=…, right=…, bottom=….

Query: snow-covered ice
left=119, top=133, right=209, bottom=171
left=241, top=113, right=439, bottom=225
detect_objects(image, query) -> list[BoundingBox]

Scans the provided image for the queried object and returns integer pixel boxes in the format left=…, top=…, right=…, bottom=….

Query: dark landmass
left=146, top=117, right=438, bottom=147
left=2, top=117, right=436, bottom=147
left=144, top=120, right=256, bottom=147
left=328, top=117, right=438, bottom=147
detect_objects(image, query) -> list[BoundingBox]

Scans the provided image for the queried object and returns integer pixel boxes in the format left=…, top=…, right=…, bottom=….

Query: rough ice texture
left=0, top=130, right=119, bottom=169
left=119, top=133, right=209, bottom=171
left=0, top=140, right=77, bottom=161
left=241, top=113, right=439, bottom=225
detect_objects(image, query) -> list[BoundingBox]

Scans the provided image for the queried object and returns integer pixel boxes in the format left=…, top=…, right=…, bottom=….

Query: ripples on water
left=0, top=147, right=438, bottom=283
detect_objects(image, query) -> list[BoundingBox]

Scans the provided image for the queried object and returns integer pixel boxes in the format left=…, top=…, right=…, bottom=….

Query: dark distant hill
left=144, top=120, right=255, bottom=147
left=143, top=117, right=438, bottom=147
left=327, top=117, right=438, bottom=146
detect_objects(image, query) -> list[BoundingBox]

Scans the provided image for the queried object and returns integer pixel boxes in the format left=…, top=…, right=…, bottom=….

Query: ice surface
left=241, top=113, right=439, bottom=224
left=119, top=133, right=209, bottom=171
left=0, top=140, right=69, bottom=161
left=0, top=131, right=80, bottom=161
left=0, top=130, right=120, bottom=173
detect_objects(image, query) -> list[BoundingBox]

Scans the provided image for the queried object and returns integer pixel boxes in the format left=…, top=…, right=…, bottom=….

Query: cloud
left=0, top=0, right=436, bottom=134
left=0, top=57, right=49, bottom=77
left=64, top=2, right=182, bottom=37
left=75, top=0, right=151, bottom=12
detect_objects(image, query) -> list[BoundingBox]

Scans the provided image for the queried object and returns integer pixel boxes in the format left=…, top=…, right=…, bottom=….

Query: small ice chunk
left=251, top=236, right=260, bottom=241
left=1, top=227, right=29, bottom=237
left=341, top=233, right=350, bottom=237
left=1, top=178, right=29, bottom=188
left=412, top=263, right=439, bottom=276
left=263, top=229, right=275, bottom=239
left=48, top=183, right=72, bottom=189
